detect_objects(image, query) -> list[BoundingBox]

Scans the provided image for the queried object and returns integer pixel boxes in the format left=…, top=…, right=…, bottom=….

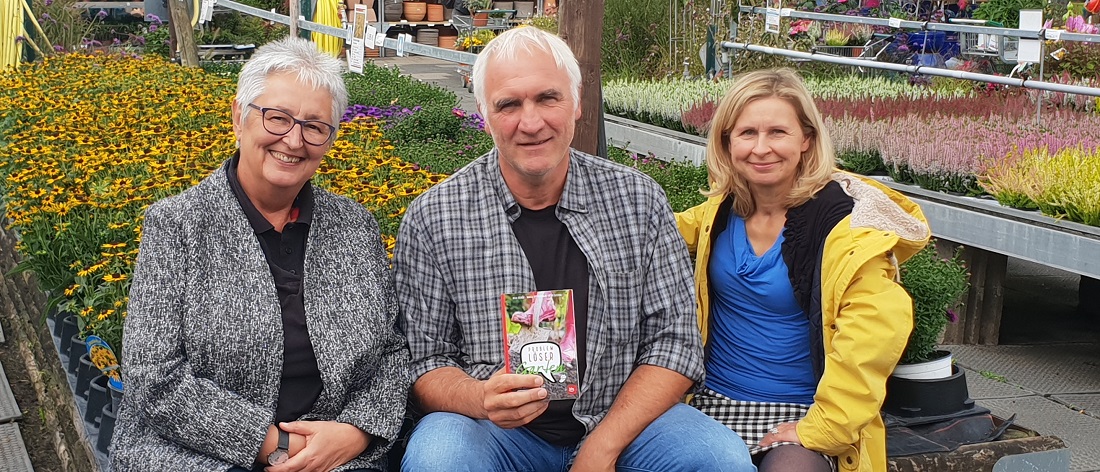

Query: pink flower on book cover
left=510, top=290, right=558, bottom=326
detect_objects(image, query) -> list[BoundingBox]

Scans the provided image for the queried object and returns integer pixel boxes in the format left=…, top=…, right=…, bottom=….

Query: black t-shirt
left=226, top=156, right=323, bottom=425
left=510, top=204, right=589, bottom=446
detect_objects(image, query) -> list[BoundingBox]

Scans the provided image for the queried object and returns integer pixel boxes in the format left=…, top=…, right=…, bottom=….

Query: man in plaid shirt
left=394, top=27, right=753, bottom=471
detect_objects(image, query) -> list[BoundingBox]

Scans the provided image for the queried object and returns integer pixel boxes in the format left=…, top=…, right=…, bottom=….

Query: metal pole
left=1036, top=42, right=1045, bottom=126
left=721, top=41, right=1100, bottom=97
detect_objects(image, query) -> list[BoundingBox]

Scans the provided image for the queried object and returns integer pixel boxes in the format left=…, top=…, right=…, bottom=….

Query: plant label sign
left=766, top=0, right=781, bottom=34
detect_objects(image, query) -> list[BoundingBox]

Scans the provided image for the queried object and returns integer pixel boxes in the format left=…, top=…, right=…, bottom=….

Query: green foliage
left=523, top=15, right=559, bottom=34
left=142, top=23, right=172, bottom=58
left=973, top=0, right=1045, bottom=28
left=390, top=126, right=493, bottom=175
left=346, top=64, right=460, bottom=109
left=837, top=150, right=886, bottom=175
left=980, top=370, right=1007, bottom=382
left=602, top=0, right=675, bottom=79
left=30, top=0, right=86, bottom=52
left=899, top=243, right=970, bottom=364
left=387, top=105, right=466, bottom=143
left=196, top=12, right=287, bottom=46
left=201, top=61, right=245, bottom=78
left=607, top=147, right=708, bottom=212
left=1052, top=42, right=1100, bottom=81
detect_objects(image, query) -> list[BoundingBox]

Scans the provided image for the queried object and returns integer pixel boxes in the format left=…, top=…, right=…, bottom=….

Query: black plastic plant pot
left=97, top=403, right=117, bottom=455
left=76, top=354, right=96, bottom=399
left=883, top=365, right=974, bottom=418
left=86, top=375, right=109, bottom=425
left=52, top=310, right=68, bottom=337
left=109, top=381, right=124, bottom=413
left=58, top=315, right=79, bottom=353
left=68, top=334, right=87, bottom=374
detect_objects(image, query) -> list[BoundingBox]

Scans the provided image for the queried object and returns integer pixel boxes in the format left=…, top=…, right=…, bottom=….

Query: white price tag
left=765, top=8, right=780, bottom=34
left=198, top=0, right=214, bottom=24
left=1047, top=29, right=1063, bottom=40
left=375, top=32, right=386, bottom=47
left=365, top=25, right=377, bottom=48
left=889, top=17, right=902, bottom=28
left=779, top=8, right=793, bottom=16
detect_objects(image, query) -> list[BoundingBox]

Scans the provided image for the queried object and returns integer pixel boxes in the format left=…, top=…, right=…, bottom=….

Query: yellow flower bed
left=0, top=52, right=446, bottom=352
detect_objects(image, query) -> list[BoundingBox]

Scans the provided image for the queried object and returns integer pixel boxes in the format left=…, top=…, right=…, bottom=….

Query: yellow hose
left=311, top=0, right=343, bottom=57
left=1, top=0, right=20, bottom=68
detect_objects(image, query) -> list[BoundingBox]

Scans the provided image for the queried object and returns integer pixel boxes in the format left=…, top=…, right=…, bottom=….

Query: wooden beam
left=290, top=0, right=300, bottom=38
left=169, top=0, right=200, bottom=67
left=559, top=0, right=604, bottom=156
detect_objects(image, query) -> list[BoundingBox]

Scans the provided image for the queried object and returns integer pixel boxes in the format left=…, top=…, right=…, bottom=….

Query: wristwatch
left=267, top=427, right=290, bottom=465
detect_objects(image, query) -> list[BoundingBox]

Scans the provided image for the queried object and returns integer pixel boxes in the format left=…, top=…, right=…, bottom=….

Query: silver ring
left=769, top=427, right=780, bottom=435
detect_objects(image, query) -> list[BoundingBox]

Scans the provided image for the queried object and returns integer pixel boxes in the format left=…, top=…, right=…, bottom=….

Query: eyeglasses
left=247, top=103, right=336, bottom=146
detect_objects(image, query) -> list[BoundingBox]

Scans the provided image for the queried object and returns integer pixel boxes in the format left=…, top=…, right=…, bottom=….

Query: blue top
left=703, top=213, right=817, bottom=404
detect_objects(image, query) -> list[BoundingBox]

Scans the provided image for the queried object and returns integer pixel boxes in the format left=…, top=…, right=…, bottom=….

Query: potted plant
left=823, top=28, right=851, bottom=47
left=847, top=24, right=873, bottom=54
left=467, top=0, right=492, bottom=25
left=897, top=242, right=970, bottom=371
left=456, top=27, right=495, bottom=52
left=884, top=241, right=973, bottom=418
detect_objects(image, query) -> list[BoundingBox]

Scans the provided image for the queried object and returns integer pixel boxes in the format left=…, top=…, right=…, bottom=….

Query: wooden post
left=168, top=0, right=199, bottom=67
left=559, top=0, right=604, bottom=156
left=940, top=240, right=1007, bottom=345
left=290, top=0, right=300, bottom=39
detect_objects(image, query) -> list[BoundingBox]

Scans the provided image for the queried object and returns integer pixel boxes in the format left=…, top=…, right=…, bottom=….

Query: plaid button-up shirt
left=394, top=148, right=704, bottom=432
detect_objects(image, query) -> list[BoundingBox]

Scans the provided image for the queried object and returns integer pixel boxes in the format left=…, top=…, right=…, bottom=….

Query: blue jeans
left=225, top=464, right=376, bottom=468
left=401, top=403, right=756, bottom=472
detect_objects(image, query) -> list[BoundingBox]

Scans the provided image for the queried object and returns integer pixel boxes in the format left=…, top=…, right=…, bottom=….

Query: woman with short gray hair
left=110, top=37, right=409, bottom=472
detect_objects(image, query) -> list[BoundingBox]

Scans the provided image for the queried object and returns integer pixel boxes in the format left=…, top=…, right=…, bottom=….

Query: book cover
left=501, top=289, right=579, bottom=400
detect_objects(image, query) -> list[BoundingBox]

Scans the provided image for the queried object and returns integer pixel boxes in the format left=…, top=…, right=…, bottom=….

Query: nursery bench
left=887, top=417, right=1069, bottom=472
left=198, top=44, right=257, bottom=61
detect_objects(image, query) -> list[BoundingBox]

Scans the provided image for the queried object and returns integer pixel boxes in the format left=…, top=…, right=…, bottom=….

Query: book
left=501, top=289, right=579, bottom=400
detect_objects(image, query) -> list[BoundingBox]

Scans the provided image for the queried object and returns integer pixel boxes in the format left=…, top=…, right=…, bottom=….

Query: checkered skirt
left=690, top=387, right=836, bottom=469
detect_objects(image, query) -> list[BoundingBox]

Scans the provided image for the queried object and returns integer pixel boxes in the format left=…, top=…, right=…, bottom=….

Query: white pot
left=892, top=351, right=953, bottom=380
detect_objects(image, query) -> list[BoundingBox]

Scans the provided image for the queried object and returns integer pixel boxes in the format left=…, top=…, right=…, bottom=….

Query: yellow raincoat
left=676, top=172, right=930, bottom=472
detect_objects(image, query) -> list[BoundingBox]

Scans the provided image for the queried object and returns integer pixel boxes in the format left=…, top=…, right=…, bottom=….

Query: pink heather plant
left=827, top=112, right=1100, bottom=194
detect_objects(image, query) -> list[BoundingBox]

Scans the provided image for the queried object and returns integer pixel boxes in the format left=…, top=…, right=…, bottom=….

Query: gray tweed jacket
left=110, top=162, right=410, bottom=471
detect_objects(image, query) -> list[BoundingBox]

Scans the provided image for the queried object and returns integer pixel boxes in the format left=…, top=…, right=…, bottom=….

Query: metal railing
left=722, top=41, right=1100, bottom=97
left=215, top=0, right=479, bottom=64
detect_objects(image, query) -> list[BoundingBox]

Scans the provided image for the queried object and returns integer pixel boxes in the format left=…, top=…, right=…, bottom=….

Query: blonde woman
left=677, top=68, right=931, bottom=472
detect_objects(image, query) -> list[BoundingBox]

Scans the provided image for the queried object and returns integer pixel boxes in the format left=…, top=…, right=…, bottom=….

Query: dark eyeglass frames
left=247, top=103, right=336, bottom=146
